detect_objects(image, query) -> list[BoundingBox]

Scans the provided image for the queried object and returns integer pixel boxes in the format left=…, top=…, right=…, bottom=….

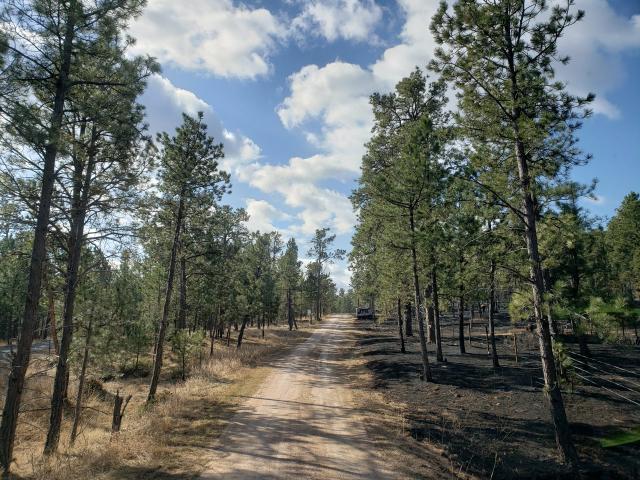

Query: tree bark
left=397, top=298, right=406, bottom=354
left=431, top=266, right=444, bottom=362
left=503, top=12, right=578, bottom=462
left=70, top=313, right=93, bottom=446
left=177, top=255, right=187, bottom=330
left=405, top=303, right=413, bottom=336
left=426, top=287, right=436, bottom=344
left=44, top=126, right=97, bottom=455
left=147, top=194, right=185, bottom=403
left=515, top=136, right=578, bottom=467
left=111, top=391, right=131, bottom=434
left=47, top=284, right=60, bottom=356
left=0, top=6, right=77, bottom=472
left=236, top=316, right=248, bottom=349
left=287, top=288, right=294, bottom=331
left=489, top=259, right=499, bottom=368
left=409, top=208, right=432, bottom=382
left=458, top=285, right=466, bottom=354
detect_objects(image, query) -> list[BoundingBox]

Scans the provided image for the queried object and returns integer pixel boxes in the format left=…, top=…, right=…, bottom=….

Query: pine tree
left=431, top=0, right=593, bottom=466
left=147, top=113, right=228, bottom=403
left=307, top=228, right=345, bottom=322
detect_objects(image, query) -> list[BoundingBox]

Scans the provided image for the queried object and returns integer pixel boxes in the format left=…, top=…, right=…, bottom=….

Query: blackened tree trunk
left=458, top=287, right=466, bottom=354
left=405, top=303, right=413, bottom=336
left=111, top=391, right=131, bottom=434
left=397, top=298, right=406, bottom=354
left=236, top=316, right=248, bottom=349
left=458, top=252, right=466, bottom=354
left=431, top=266, right=443, bottom=362
left=409, top=208, right=432, bottom=382
left=0, top=8, right=76, bottom=472
left=148, top=194, right=185, bottom=403
left=44, top=127, right=97, bottom=455
left=426, top=286, right=436, bottom=344
left=489, top=259, right=499, bottom=368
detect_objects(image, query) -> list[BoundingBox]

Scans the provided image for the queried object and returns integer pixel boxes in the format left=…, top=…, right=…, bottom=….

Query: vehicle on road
left=356, top=307, right=374, bottom=319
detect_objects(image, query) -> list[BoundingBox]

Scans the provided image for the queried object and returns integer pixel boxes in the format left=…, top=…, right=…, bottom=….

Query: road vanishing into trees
left=202, top=315, right=392, bottom=480
left=0, top=341, right=50, bottom=366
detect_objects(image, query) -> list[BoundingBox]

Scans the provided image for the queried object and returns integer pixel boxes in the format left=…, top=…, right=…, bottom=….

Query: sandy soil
left=201, top=315, right=394, bottom=480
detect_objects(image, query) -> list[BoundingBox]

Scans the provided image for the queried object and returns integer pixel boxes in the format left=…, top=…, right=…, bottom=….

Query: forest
left=0, top=0, right=638, bottom=479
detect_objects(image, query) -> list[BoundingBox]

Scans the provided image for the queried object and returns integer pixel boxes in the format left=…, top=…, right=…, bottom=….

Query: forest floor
left=1, top=321, right=317, bottom=479
left=354, top=314, right=640, bottom=479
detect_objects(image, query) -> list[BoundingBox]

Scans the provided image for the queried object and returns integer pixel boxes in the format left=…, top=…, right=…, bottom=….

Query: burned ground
left=353, top=315, right=640, bottom=479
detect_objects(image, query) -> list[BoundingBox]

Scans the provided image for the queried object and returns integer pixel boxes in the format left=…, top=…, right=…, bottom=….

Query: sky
left=128, top=0, right=640, bottom=289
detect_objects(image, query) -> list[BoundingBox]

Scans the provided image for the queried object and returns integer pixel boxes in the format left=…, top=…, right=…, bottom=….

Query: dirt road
left=201, top=315, right=392, bottom=480
left=0, top=340, right=51, bottom=366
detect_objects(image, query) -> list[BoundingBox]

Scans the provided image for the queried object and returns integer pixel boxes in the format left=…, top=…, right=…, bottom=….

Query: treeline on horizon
left=349, top=0, right=639, bottom=472
left=0, top=0, right=350, bottom=474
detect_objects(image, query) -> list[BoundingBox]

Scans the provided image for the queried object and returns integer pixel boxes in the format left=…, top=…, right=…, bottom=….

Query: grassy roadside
left=4, top=324, right=316, bottom=479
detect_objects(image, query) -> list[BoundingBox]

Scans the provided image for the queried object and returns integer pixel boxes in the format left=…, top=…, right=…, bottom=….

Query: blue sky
left=130, top=0, right=640, bottom=288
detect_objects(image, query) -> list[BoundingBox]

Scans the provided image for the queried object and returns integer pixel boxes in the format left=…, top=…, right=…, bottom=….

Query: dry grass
left=2, top=323, right=315, bottom=479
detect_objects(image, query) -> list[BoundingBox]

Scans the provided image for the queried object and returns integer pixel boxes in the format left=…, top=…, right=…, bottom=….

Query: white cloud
left=292, top=0, right=383, bottom=42
left=129, top=0, right=284, bottom=79
left=554, top=0, right=640, bottom=119
left=371, top=0, right=440, bottom=89
left=142, top=74, right=261, bottom=174
left=244, top=198, right=291, bottom=233
left=240, top=61, right=372, bottom=237
left=327, top=262, right=352, bottom=289
left=248, top=1, right=438, bottom=238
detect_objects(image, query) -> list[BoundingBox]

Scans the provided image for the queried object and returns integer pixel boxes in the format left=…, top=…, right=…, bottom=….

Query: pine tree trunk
left=458, top=251, right=466, bottom=354
left=316, top=265, right=321, bottom=323
left=44, top=127, right=96, bottom=455
left=177, top=255, right=187, bottom=330
left=397, top=298, right=406, bottom=354
left=236, top=316, right=248, bottom=349
left=426, top=286, right=436, bottom=344
left=409, top=208, right=431, bottom=382
left=405, top=303, right=413, bottom=336
left=489, top=259, right=499, bottom=368
left=70, top=314, right=94, bottom=446
left=287, top=289, right=293, bottom=331
left=458, top=288, right=466, bottom=354
left=148, top=194, right=185, bottom=403
left=0, top=7, right=77, bottom=472
left=431, top=266, right=443, bottom=362
left=501, top=17, right=578, bottom=462
left=515, top=136, right=578, bottom=467
left=47, top=285, right=60, bottom=356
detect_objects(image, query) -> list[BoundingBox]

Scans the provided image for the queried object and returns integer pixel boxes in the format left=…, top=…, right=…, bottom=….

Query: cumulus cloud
left=238, top=62, right=372, bottom=236
left=142, top=74, right=261, bottom=174
left=244, top=198, right=292, bottom=233
left=240, top=1, right=435, bottom=244
left=292, top=0, right=383, bottom=42
left=554, top=0, right=640, bottom=118
left=371, top=0, right=440, bottom=89
left=129, top=0, right=284, bottom=79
